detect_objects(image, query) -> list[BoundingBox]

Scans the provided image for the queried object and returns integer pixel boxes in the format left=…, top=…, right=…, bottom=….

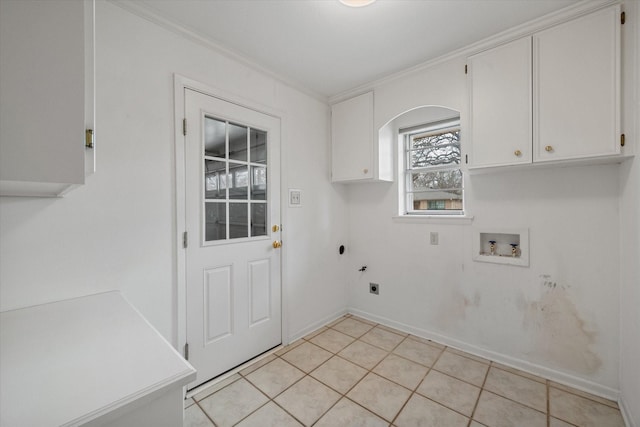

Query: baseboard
left=348, top=307, right=620, bottom=402
left=620, top=396, right=638, bottom=427
left=287, top=307, right=348, bottom=343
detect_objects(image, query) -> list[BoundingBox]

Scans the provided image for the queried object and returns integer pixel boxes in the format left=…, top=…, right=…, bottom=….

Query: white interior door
left=185, top=89, right=281, bottom=389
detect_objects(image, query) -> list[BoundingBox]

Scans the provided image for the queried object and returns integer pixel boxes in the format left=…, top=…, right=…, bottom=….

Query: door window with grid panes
left=203, top=116, right=268, bottom=241
left=402, top=119, right=463, bottom=215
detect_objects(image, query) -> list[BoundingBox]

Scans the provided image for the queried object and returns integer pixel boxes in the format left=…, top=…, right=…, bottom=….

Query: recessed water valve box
left=472, top=228, right=529, bottom=267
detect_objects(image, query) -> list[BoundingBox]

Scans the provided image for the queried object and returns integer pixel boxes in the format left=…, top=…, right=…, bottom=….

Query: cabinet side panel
left=331, top=92, right=373, bottom=182
left=0, top=0, right=85, bottom=185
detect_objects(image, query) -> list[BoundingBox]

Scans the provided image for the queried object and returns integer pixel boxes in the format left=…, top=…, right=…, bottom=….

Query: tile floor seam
left=548, top=382, right=619, bottom=409
left=431, top=365, right=486, bottom=390
left=418, top=389, right=477, bottom=421
left=390, top=346, right=444, bottom=368
left=547, top=380, right=551, bottom=427
left=413, top=370, right=483, bottom=418
left=413, top=348, right=481, bottom=422
left=480, top=389, right=549, bottom=423
left=340, top=395, right=394, bottom=425
left=195, top=400, right=218, bottom=427
left=491, top=362, right=547, bottom=384
left=265, top=397, right=307, bottom=427
left=260, top=374, right=328, bottom=426
left=228, top=399, right=271, bottom=427
left=310, top=358, right=367, bottom=397
left=250, top=368, right=310, bottom=402
left=481, top=383, right=550, bottom=415
left=445, top=347, right=491, bottom=365
left=389, top=390, right=415, bottom=426
left=186, top=318, right=626, bottom=427
left=467, top=359, right=492, bottom=423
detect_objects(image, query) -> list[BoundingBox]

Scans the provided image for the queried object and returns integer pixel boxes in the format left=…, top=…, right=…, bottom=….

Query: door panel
left=185, top=89, right=281, bottom=389
left=204, top=266, right=232, bottom=343
left=249, top=259, right=271, bottom=326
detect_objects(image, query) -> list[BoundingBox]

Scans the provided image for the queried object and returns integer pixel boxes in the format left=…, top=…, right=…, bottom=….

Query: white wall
left=0, top=1, right=349, bottom=344
left=346, top=38, right=623, bottom=396
left=618, top=0, right=640, bottom=424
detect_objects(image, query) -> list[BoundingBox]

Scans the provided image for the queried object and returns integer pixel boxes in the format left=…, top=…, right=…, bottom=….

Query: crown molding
left=108, top=0, right=329, bottom=104
left=329, top=0, right=618, bottom=104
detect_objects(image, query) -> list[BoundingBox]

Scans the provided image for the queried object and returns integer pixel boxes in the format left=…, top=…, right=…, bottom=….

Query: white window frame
left=399, top=118, right=464, bottom=216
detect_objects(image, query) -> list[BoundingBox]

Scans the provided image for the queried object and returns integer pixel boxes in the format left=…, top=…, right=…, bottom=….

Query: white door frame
left=173, top=74, right=290, bottom=360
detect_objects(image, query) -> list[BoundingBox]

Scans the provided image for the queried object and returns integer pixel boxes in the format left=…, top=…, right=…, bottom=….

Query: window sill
left=392, top=215, right=474, bottom=225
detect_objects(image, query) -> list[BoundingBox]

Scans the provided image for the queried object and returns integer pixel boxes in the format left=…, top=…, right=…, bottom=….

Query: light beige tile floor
left=184, top=314, right=626, bottom=427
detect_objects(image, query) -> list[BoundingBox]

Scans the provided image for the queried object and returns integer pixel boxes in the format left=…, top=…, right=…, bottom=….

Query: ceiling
left=128, top=0, right=580, bottom=99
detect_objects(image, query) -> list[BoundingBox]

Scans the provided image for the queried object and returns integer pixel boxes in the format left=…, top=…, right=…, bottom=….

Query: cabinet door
left=331, top=92, right=374, bottom=182
left=468, top=37, right=532, bottom=168
left=534, top=6, right=620, bottom=162
left=0, top=0, right=93, bottom=197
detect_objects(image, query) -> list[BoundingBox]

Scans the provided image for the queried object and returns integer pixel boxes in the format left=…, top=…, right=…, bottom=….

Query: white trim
left=330, top=0, right=618, bottom=104
left=288, top=308, right=348, bottom=342
left=619, top=396, right=637, bottom=427
left=392, top=215, right=474, bottom=225
left=109, top=0, right=326, bottom=103
left=173, top=74, right=291, bottom=358
left=348, top=307, right=621, bottom=402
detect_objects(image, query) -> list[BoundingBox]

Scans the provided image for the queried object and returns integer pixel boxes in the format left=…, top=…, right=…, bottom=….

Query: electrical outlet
left=369, top=283, right=379, bottom=295
left=289, top=189, right=302, bottom=207
left=430, top=232, right=439, bottom=245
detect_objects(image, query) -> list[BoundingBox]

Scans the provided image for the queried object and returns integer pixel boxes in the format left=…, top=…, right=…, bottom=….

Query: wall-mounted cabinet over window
left=331, top=91, right=393, bottom=183
left=467, top=5, right=624, bottom=170
left=0, top=0, right=95, bottom=197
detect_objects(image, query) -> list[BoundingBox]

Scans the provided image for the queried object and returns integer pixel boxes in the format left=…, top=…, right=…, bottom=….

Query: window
left=401, top=119, right=463, bottom=215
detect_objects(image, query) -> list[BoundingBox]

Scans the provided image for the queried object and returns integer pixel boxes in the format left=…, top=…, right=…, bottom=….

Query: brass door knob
left=272, top=240, right=282, bottom=249
left=545, top=145, right=553, bottom=152
left=514, top=150, right=522, bottom=157
left=272, top=225, right=279, bottom=232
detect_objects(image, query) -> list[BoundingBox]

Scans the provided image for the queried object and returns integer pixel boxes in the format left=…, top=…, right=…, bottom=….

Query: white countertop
left=0, top=292, right=196, bottom=427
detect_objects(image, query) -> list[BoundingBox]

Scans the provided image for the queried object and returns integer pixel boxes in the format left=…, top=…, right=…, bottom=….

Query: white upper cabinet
left=331, top=92, right=392, bottom=183
left=0, top=0, right=95, bottom=197
left=533, top=6, right=620, bottom=162
left=468, top=37, right=532, bottom=168
left=468, top=5, right=623, bottom=170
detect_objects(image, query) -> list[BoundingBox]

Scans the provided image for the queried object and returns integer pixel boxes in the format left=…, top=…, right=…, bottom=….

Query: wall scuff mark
left=523, top=275, right=602, bottom=375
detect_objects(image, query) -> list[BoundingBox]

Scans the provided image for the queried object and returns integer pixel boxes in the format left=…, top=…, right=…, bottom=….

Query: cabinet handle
left=545, top=145, right=554, bottom=152
left=363, top=168, right=369, bottom=174
left=514, top=150, right=522, bottom=157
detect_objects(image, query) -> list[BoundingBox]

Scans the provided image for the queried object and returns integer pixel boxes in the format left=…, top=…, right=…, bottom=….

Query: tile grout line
left=467, top=359, right=492, bottom=425
left=389, top=342, right=448, bottom=426
left=547, top=379, right=551, bottom=427
left=191, top=315, right=623, bottom=427
left=194, top=400, right=218, bottom=427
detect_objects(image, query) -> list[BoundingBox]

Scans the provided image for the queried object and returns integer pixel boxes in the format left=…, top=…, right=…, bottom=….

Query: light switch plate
left=289, top=189, right=302, bottom=207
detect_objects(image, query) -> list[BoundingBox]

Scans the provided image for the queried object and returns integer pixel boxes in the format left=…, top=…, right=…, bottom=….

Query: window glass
left=402, top=121, right=463, bottom=214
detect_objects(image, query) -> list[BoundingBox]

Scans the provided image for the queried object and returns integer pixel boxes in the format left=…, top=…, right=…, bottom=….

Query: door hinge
left=184, top=342, right=189, bottom=360
left=621, top=134, right=625, bottom=147
left=85, top=129, right=94, bottom=148
left=464, top=64, right=468, bottom=74
left=183, top=231, right=188, bottom=249
left=465, top=154, right=468, bottom=164
left=621, top=11, right=625, bottom=25
left=183, top=118, right=187, bottom=136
